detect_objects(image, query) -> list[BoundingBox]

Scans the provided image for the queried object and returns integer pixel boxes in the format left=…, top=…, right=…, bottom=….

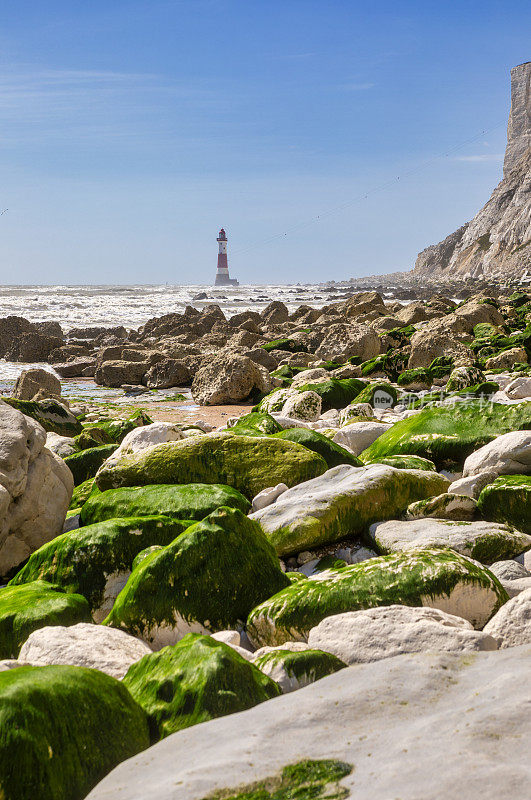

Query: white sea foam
left=0, top=283, right=348, bottom=330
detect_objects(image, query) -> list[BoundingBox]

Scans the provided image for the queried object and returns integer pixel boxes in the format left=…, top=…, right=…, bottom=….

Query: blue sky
left=0, top=0, right=529, bottom=285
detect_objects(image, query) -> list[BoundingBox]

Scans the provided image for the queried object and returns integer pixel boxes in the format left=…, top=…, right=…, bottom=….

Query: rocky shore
left=0, top=287, right=530, bottom=800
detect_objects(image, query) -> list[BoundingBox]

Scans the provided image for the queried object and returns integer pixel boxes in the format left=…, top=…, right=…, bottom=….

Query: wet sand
left=143, top=400, right=255, bottom=428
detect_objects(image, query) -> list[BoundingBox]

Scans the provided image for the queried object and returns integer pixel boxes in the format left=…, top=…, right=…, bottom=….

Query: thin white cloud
left=454, top=153, right=504, bottom=162
left=0, top=66, right=223, bottom=146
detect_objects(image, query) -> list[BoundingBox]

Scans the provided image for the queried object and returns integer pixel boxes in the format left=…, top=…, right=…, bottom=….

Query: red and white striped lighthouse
left=214, top=228, right=239, bottom=286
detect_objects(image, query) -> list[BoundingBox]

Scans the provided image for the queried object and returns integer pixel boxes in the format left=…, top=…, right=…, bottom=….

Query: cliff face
left=504, top=61, right=531, bottom=177
left=414, top=62, right=531, bottom=281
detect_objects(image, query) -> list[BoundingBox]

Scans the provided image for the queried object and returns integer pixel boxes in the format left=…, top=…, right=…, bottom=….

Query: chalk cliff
left=414, top=62, right=531, bottom=281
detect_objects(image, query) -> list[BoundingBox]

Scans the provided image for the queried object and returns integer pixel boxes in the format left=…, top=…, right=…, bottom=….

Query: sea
left=0, top=282, right=356, bottom=394
left=0, top=283, right=354, bottom=330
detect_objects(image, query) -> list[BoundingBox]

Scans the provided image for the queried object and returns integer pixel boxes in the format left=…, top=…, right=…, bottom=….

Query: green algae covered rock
left=198, top=760, right=353, bottom=800
left=295, top=378, right=366, bottom=412
left=79, top=482, right=250, bottom=526
left=123, top=633, right=280, bottom=740
left=397, top=368, right=432, bottom=388
left=84, top=409, right=153, bottom=443
left=132, top=545, right=164, bottom=570
left=272, top=428, right=362, bottom=469
left=255, top=387, right=293, bottom=414
left=228, top=412, right=283, bottom=436
left=249, top=464, right=449, bottom=556
left=261, top=338, right=307, bottom=353
left=0, top=581, right=91, bottom=659
left=360, top=454, right=437, bottom=471
left=70, top=477, right=98, bottom=509
left=94, top=432, right=327, bottom=499
left=477, top=475, right=531, bottom=534
left=2, top=397, right=82, bottom=436
left=64, top=444, right=118, bottom=485
left=247, top=548, right=509, bottom=646
left=105, top=507, right=290, bottom=648
left=446, top=365, right=485, bottom=392
left=360, top=401, right=531, bottom=470
left=9, top=517, right=193, bottom=623
left=0, top=664, right=149, bottom=800
left=254, top=648, right=346, bottom=693
left=353, top=381, right=398, bottom=407
left=75, top=426, right=114, bottom=450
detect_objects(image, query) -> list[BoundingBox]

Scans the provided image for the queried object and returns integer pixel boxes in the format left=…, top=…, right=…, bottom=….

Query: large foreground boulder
left=0, top=401, right=73, bottom=579
left=10, top=516, right=194, bottom=622
left=95, top=432, right=327, bottom=499
left=249, top=464, right=448, bottom=555
left=307, top=606, right=497, bottom=664
left=191, top=353, right=272, bottom=405
left=247, top=548, right=508, bottom=646
left=0, top=664, right=149, bottom=800
left=79, top=482, right=249, bottom=526
left=123, top=633, right=280, bottom=740
left=105, top=507, right=290, bottom=648
left=360, top=401, right=531, bottom=469
left=86, top=647, right=531, bottom=800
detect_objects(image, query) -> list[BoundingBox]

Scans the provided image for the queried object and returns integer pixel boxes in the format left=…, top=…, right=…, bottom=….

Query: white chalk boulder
left=18, top=623, right=152, bottom=679
left=307, top=605, right=497, bottom=664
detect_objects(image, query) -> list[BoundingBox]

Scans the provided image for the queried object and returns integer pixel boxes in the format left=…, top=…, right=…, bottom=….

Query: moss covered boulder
left=70, top=477, right=98, bottom=509
left=446, top=365, right=485, bottom=392
left=247, top=548, right=508, bottom=646
left=105, top=507, right=290, bottom=648
left=0, top=581, right=91, bottom=658
left=254, top=648, right=346, bottom=693
left=2, top=397, right=82, bottom=436
left=228, top=412, right=283, bottom=436
left=397, top=368, right=432, bottom=389
left=353, top=382, right=398, bottom=408
left=75, top=426, right=114, bottom=450
left=123, top=633, right=280, bottom=740
left=0, top=664, right=149, bottom=800
left=272, top=428, right=362, bottom=469
left=360, top=401, right=531, bottom=470
left=295, top=378, right=366, bottom=412
left=79, top=482, right=250, bottom=526
left=477, top=475, right=531, bottom=534
left=94, top=432, right=327, bottom=499
left=84, top=409, right=153, bottom=443
left=132, top=545, right=164, bottom=570
left=10, top=516, right=193, bottom=623
left=249, top=464, right=448, bottom=555
left=64, top=444, right=118, bottom=485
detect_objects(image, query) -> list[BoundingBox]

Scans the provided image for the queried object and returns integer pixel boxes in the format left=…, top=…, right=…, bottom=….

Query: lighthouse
left=214, top=228, right=239, bottom=286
